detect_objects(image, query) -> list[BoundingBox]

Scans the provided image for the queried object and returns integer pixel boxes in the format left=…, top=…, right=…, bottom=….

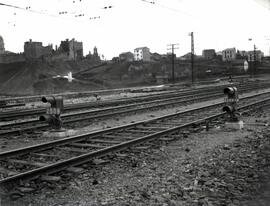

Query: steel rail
left=0, top=90, right=222, bottom=130
left=0, top=77, right=241, bottom=104
left=1, top=81, right=269, bottom=121
left=0, top=103, right=25, bottom=109
left=0, top=81, right=264, bottom=123
left=1, top=87, right=270, bottom=136
left=0, top=94, right=270, bottom=186
left=0, top=102, right=223, bottom=158
left=0, top=84, right=230, bottom=120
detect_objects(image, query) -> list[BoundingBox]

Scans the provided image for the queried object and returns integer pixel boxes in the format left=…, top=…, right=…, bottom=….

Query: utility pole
left=190, top=32, right=194, bottom=84
left=72, top=39, right=76, bottom=61
left=167, top=43, right=179, bottom=83
left=265, top=36, right=270, bottom=56
left=248, top=38, right=257, bottom=78
left=253, top=44, right=257, bottom=78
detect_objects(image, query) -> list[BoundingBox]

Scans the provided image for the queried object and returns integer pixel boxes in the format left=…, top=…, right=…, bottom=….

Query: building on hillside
left=24, top=39, right=53, bottom=60
left=202, top=49, right=216, bottom=59
left=237, top=50, right=248, bottom=59
left=150, top=53, right=161, bottom=61
left=247, top=50, right=264, bottom=62
left=93, top=46, right=101, bottom=61
left=152, top=53, right=169, bottom=61
left=59, top=39, right=69, bottom=53
left=134, top=47, right=150, bottom=61
left=69, top=39, right=83, bottom=60
left=0, top=35, right=5, bottom=54
left=222, top=48, right=236, bottom=61
left=59, top=38, right=83, bottom=61
left=179, top=52, right=191, bottom=60
left=179, top=52, right=202, bottom=60
left=85, top=46, right=101, bottom=61
left=119, top=52, right=134, bottom=62
left=93, top=46, right=98, bottom=59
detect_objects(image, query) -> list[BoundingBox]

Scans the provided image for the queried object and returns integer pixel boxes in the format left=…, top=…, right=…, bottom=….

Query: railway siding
left=0, top=92, right=270, bottom=187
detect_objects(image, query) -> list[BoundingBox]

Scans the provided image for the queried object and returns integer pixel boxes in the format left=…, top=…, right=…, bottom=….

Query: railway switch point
left=39, top=96, right=64, bottom=130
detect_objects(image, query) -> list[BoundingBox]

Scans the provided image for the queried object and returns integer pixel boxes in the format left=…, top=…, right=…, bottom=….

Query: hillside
left=0, top=60, right=160, bottom=95
left=0, top=60, right=103, bottom=95
left=0, top=58, right=256, bottom=95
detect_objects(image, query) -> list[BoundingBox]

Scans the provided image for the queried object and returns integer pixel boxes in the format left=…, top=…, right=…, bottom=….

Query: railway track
left=2, top=80, right=269, bottom=121
left=0, top=84, right=231, bottom=120
left=0, top=89, right=222, bottom=136
left=0, top=92, right=270, bottom=187
left=0, top=83, right=178, bottom=108
left=0, top=103, right=25, bottom=109
left=1, top=83, right=270, bottom=136
left=0, top=75, right=250, bottom=105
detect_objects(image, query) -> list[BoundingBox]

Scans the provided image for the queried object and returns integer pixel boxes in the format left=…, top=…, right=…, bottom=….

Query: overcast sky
left=0, top=0, right=270, bottom=59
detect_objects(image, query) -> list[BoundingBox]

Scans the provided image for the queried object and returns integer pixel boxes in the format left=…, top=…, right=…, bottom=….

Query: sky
left=0, top=0, right=270, bottom=59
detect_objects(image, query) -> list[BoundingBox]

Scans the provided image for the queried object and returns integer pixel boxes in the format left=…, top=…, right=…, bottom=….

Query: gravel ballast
left=1, top=106, right=270, bottom=205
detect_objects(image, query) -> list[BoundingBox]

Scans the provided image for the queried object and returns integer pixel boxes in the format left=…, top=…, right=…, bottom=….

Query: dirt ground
left=1, top=104, right=270, bottom=205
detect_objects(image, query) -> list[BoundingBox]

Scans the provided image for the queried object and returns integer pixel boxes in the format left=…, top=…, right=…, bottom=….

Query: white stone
left=42, top=129, right=76, bottom=138
left=224, top=120, right=244, bottom=130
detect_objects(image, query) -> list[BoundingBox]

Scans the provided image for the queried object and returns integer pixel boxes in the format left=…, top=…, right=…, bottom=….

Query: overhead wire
left=0, top=2, right=59, bottom=18
left=0, top=1, right=110, bottom=21
left=138, top=0, right=195, bottom=18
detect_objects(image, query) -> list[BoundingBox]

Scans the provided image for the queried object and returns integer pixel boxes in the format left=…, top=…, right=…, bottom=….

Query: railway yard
left=1, top=78, right=270, bottom=205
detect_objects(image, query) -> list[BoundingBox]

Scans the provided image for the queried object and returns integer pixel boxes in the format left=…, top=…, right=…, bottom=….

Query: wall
left=48, top=52, right=69, bottom=62
left=24, top=40, right=53, bottom=60
left=0, top=53, right=26, bottom=64
left=142, top=48, right=151, bottom=61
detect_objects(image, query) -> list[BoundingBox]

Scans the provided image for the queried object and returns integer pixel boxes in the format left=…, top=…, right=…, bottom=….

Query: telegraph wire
left=139, top=0, right=194, bottom=17
left=0, top=1, right=108, bottom=21
left=0, top=2, right=59, bottom=18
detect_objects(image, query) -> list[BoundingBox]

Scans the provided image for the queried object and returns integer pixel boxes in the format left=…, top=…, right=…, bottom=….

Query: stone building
left=69, top=38, right=83, bottom=60
left=85, top=46, right=100, bottom=61
left=24, top=39, right=53, bottom=60
left=222, top=48, right=236, bottom=61
left=119, top=52, right=134, bottom=62
left=59, top=38, right=83, bottom=61
left=247, top=50, right=264, bottom=62
left=134, top=47, right=151, bottom=61
left=202, top=49, right=216, bottom=59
